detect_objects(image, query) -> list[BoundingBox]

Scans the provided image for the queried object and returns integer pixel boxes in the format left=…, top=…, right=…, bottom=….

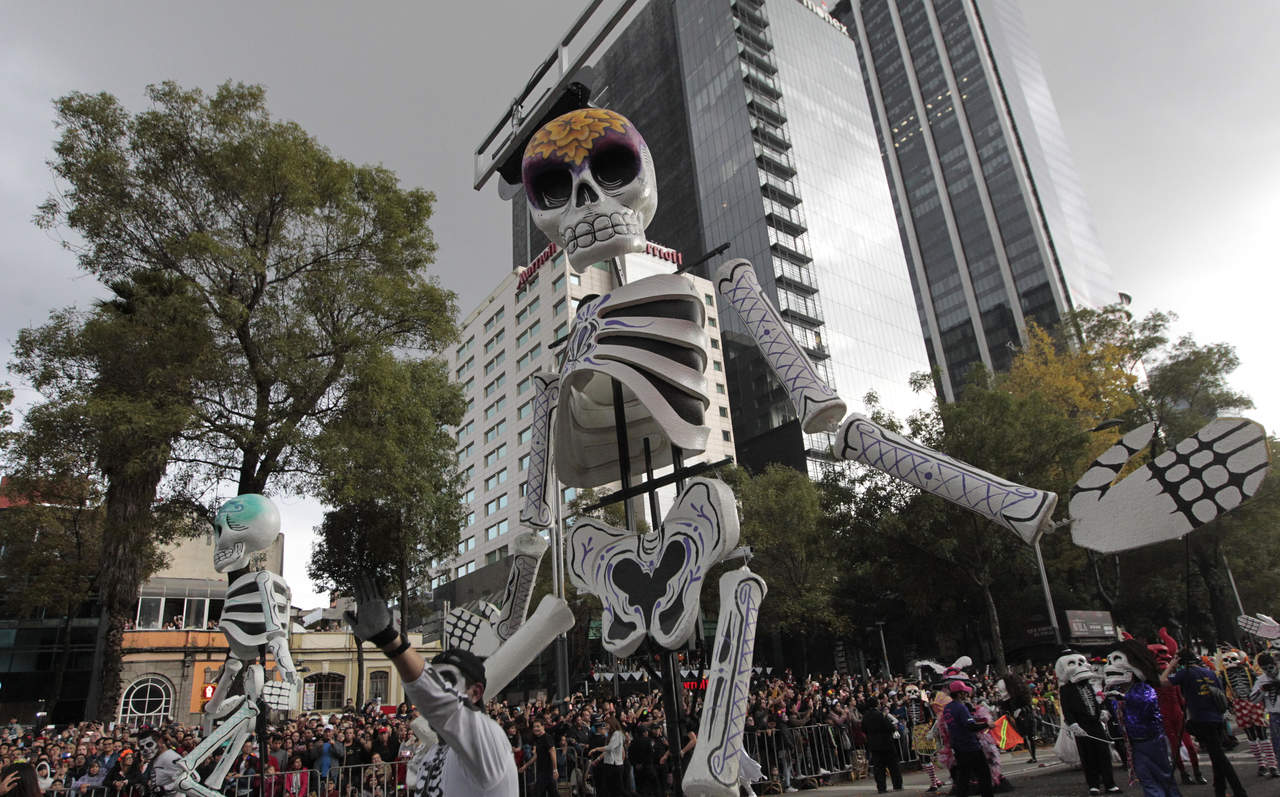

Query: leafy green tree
left=20, top=80, right=456, bottom=717
left=309, top=351, right=466, bottom=635
left=36, top=81, right=457, bottom=494
left=732, top=463, right=844, bottom=672
left=8, top=272, right=213, bottom=719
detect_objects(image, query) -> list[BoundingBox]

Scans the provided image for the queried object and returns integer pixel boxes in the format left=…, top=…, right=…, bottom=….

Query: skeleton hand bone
left=1070, top=419, right=1270, bottom=554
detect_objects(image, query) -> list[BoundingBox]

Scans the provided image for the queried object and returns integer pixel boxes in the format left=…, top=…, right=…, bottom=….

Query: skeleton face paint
left=137, top=737, right=159, bottom=762
left=522, top=109, right=657, bottom=267
left=213, top=494, right=282, bottom=573
left=433, top=663, right=466, bottom=693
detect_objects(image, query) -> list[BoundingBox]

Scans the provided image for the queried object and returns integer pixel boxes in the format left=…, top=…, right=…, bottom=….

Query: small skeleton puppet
left=714, top=260, right=1058, bottom=543
left=1239, top=613, right=1280, bottom=641
left=683, top=567, right=766, bottom=797
left=1070, top=418, right=1270, bottom=554
left=177, top=494, right=296, bottom=797
left=1215, top=647, right=1276, bottom=775
left=443, top=532, right=549, bottom=656
left=903, top=682, right=943, bottom=790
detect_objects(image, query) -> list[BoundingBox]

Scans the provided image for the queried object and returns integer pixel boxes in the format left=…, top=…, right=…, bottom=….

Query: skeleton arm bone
left=256, top=571, right=297, bottom=682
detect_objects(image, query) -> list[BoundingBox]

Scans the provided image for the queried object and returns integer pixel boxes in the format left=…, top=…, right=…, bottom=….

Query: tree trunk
left=981, top=582, right=1007, bottom=674
left=1191, top=535, right=1239, bottom=647
left=355, top=640, right=366, bottom=709
left=95, top=467, right=164, bottom=720
left=49, top=607, right=75, bottom=721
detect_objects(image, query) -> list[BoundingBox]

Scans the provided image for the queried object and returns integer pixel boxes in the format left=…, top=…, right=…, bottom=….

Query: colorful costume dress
left=1118, top=681, right=1182, bottom=797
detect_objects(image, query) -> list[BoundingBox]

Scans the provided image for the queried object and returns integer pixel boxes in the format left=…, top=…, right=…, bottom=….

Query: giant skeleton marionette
left=519, top=108, right=766, bottom=797
left=175, top=495, right=296, bottom=797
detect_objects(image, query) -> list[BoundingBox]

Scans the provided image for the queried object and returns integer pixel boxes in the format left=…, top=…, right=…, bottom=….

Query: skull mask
left=1219, top=649, right=1244, bottom=669
left=1055, top=651, right=1092, bottom=685
left=522, top=108, right=657, bottom=268
left=906, top=684, right=920, bottom=700
left=213, top=494, right=281, bottom=573
left=1104, top=649, right=1141, bottom=689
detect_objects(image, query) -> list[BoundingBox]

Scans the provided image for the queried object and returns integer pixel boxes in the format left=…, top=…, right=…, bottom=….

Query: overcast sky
left=2, top=1, right=1277, bottom=607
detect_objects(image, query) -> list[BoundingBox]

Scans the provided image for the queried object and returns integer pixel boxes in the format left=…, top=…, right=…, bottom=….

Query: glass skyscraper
left=513, top=0, right=931, bottom=475
left=833, top=0, right=1115, bottom=400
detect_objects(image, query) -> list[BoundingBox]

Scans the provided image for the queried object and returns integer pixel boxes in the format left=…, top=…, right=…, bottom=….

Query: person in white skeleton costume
left=345, top=577, right=517, bottom=797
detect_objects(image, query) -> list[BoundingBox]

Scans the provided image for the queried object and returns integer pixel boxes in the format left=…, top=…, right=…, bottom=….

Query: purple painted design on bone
left=602, top=318, right=655, bottom=329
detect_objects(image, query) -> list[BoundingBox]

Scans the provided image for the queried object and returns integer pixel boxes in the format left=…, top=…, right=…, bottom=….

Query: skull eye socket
left=590, top=144, right=639, bottom=192
left=530, top=168, right=572, bottom=210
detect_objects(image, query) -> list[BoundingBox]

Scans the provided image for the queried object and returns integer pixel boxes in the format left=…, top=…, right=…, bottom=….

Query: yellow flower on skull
left=526, top=108, right=629, bottom=166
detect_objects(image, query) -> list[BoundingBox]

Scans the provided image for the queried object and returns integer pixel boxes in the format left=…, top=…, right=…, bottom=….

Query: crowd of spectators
left=0, top=665, right=1063, bottom=797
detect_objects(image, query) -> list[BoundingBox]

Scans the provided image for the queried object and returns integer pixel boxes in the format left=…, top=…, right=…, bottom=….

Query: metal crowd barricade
left=215, top=762, right=407, bottom=797
left=743, top=723, right=856, bottom=789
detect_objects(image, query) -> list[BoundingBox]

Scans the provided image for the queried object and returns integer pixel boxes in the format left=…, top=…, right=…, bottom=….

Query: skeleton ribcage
left=220, top=572, right=290, bottom=649
left=1225, top=667, right=1252, bottom=696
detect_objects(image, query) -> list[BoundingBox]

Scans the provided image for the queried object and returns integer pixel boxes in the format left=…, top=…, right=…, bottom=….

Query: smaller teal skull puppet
left=1104, top=640, right=1184, bottom=793
left=213, top=493, right=281, bottom=572
left=522, top=108, right=657, bottom=268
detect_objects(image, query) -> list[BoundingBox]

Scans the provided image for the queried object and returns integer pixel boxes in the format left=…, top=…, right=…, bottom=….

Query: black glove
left=343, top=576, right=400, bottom=648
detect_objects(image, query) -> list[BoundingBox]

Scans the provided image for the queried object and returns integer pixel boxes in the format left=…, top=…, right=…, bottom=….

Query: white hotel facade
left=435, top=244, right=736, bottom=586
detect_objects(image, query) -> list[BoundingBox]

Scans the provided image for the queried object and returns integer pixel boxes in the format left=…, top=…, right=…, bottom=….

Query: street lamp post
left=875, top=621, right=891, bottom=677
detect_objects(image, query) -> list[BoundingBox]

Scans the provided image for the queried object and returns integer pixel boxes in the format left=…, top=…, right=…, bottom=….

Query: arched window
left=304, top=673, right=346, bottom=711
left=369, top=670, right=389, bottom=704
left=119, top=675, right=174, bottom=728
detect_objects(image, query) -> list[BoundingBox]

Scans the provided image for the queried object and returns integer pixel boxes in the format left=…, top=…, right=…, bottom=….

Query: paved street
left=795, top=749, right=1270, bottom=797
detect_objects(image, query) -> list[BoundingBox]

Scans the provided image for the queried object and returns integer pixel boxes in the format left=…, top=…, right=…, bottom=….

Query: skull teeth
left=561, top=212, right=642, bottom=255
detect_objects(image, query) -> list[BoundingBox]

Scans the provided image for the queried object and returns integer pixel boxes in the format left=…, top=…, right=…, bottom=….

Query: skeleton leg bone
left=178, top=695, right=259, bottom=795
left=201, top=655, right=244, bottom=736
left=684, top=568, right=767, bottom=797
left=836, top=414, right=1057, bottom=543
